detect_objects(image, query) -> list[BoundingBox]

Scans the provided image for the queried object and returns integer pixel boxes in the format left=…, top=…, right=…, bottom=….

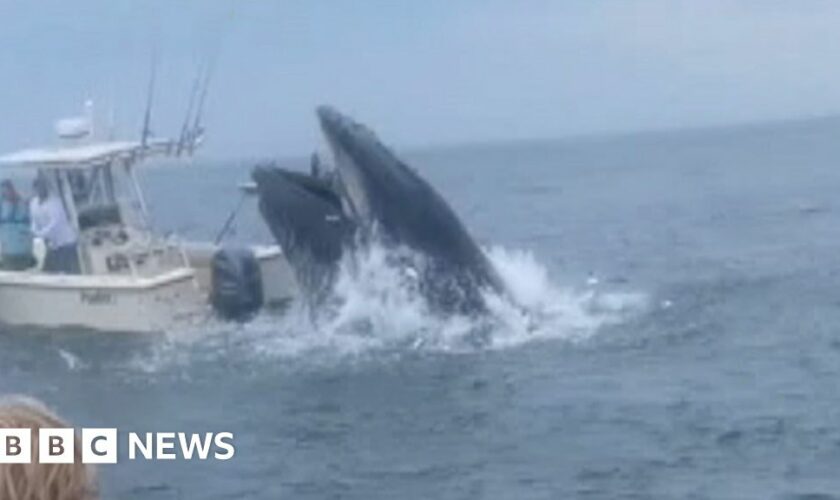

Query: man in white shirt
left=30, top=175, right=79, bottom=274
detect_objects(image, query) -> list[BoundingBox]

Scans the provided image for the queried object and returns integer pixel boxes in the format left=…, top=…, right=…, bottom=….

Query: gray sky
left=1, top=0, right=840, bottom=159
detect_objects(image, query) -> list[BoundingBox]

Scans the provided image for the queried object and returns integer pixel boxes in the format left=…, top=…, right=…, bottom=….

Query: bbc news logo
left=0, top=429, right=235, bottom=464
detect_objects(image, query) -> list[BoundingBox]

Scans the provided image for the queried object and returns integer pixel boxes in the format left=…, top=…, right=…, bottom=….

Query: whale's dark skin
left=253, top=106, right=506, bottom=314
left=317, top=106, right=506, bottom=312
left=252, top=166, right=356, bottom=304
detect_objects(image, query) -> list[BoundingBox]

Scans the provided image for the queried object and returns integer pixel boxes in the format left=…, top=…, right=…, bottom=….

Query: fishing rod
left=140, top=53, right=158, bottom=150
left=214, top=182, right=258, bottom=244
left=187, top=64, right=212, bottom=154
left=176, top=64, right=204, bottom=156
left=186, top=5, right=237, bottom=155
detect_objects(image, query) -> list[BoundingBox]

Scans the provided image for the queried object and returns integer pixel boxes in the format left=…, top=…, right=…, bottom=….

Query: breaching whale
left=254, top=106, right=506, bottom=314
left=252, top=166, right=356, bottom=306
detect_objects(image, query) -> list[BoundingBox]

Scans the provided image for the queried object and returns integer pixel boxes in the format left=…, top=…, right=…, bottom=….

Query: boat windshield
left=66, top=162, right=147, bottom=232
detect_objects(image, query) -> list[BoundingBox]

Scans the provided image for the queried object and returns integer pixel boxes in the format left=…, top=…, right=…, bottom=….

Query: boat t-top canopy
left=0, top=138, right=183, bottom=237
left=0, top=139, right=175, bottom=169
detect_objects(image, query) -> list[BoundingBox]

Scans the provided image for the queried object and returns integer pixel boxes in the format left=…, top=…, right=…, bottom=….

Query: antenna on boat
left=140, top=54, right=157, bottom=149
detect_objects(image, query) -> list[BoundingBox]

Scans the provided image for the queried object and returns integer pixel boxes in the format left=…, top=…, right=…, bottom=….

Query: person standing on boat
left=0, top=180, right=35, bottom=270
left=29, top=175, right=80, bottom=274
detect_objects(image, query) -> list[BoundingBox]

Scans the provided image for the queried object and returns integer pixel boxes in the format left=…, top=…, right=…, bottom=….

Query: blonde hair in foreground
left=0, top=396, right=97, bottom=500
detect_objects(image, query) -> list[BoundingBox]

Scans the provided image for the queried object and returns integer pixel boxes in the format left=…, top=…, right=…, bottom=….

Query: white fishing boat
left=0, top=108, right=297, bottom=333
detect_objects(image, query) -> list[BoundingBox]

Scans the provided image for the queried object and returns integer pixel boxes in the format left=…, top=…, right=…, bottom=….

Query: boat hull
left=0, top=244, right=298, bottom=334
left=0, top=269, right=205, bottom=333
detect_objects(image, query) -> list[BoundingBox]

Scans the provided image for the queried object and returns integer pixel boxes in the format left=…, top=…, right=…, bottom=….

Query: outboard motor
left=210, top=247, right=264, bottom=321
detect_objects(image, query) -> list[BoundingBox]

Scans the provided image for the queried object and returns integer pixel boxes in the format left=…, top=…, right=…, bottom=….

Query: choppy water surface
left=4, top=118, right=840, bottom=498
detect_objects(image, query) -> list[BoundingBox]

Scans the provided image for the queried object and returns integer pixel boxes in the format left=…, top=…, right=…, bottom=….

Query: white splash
left=235, top=244, right=648, bottom=358
left=126, top=244, right=647, bottom=373
left=482, top=246, right=646, bottom=348
left=57, top=348, right=87, bottom=371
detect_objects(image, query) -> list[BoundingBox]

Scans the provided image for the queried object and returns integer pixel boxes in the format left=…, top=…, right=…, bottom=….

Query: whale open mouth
left=253, top=106, right=507, bottom=315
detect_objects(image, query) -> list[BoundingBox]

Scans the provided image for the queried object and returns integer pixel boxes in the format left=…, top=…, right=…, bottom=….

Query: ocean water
left=3, top=117, right=840, bottom=498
